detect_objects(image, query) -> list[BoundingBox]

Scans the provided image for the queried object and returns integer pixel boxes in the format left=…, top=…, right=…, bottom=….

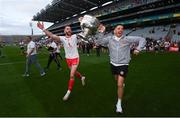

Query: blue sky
left=0, top=0, right=53, bottom=35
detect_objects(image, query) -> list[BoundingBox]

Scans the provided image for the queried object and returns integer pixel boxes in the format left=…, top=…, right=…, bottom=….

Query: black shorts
left=20, top=47, right=24, bottom=50
left=111, top=64, right=129, bottom=78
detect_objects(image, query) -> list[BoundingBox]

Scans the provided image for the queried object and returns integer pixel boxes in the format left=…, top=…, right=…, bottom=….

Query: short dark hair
left=115, top=24, right=124, bottom=28
left=64, top=25, right=71, bottom=29
left=27, top=36, right=32, bottom=40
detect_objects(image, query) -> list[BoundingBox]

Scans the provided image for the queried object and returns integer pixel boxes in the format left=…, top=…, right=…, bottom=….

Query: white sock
left=117, top=99, right=121, bottom=106
left=67, top=90, right=71, bottom=94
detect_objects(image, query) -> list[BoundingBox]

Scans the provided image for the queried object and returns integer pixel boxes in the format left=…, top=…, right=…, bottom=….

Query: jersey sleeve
left=59, top=36, right=64, bottom=42
left=126, top=36, right=146, bottom=51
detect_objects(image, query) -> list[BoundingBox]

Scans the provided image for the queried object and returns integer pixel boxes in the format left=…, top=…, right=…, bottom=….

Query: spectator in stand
left=164, top=41, right=170, bottom=51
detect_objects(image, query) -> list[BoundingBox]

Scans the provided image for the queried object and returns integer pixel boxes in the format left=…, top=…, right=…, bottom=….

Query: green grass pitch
left=0, top=46, right=180, bottom=116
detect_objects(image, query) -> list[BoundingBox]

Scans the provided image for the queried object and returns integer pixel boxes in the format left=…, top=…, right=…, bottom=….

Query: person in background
left=23, top=36, right=45, bottom=77
left=45, top=38, right=61, bottom=71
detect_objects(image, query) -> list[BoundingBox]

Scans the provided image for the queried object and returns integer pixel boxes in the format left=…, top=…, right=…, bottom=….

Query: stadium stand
left=33, top=0, right=180, bottom=42
left=0, top=35, right=43, bottom=45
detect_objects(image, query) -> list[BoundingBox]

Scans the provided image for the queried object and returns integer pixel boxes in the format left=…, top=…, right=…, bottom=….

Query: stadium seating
left=33, top=0, right=179, bottom=43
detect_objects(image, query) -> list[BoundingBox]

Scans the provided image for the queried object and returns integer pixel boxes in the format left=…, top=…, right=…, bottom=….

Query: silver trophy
left=78, top=15, right=100, bottom=41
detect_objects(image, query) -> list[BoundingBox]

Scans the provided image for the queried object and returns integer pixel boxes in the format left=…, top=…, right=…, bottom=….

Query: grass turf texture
left=0, top=46, right=180, bottom=117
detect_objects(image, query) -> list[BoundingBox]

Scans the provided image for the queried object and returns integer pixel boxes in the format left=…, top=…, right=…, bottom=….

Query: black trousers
left=96, top=46, right=101, bottom=57
left=55, top=52, right=63, bottom=60
left=46, top=53, right=61, bottom=69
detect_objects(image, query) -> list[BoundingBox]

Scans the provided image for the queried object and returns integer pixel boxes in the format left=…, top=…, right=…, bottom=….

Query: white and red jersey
left=59, top=34, right=79, bottom=59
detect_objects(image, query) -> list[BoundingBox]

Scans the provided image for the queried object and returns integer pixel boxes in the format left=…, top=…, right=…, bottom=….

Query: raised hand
left=37, top=21, right=44, bottom=30
left=37, top=22, right=60, bottom=41
left=98, top=24, right=106, bottom=33
left=133, top=49, right=140, bottom=55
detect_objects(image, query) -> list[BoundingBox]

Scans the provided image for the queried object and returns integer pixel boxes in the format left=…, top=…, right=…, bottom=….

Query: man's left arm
left=126, top=36, right=146, bottom=54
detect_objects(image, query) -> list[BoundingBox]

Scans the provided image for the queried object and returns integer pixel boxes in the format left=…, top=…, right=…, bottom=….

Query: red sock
left=68, top=79, right=75, bottom=91
left=75, top=71, right=82, bottom=79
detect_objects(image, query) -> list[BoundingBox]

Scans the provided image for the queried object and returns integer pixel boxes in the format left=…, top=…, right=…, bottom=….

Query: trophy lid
left=81, top=14, right=100, bottom=28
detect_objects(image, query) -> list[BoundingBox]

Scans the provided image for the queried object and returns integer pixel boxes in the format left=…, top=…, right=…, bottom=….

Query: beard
left=115, top=33, right=123, bottom=37
left=65, top=31, right=72, bottom=36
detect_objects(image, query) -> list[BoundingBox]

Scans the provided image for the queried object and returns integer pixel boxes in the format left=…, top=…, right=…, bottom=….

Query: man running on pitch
left=96, top=24, right=146, bottom=113
left=37, top=22, right=85, bottom=101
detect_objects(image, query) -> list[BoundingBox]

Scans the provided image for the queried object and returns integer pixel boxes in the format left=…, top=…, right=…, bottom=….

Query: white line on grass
left=0, top=61, right=24, bottom=66
left=0, top=59, right=47, bottom=66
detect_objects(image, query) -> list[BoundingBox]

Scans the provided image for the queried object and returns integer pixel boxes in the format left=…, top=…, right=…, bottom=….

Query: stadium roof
left=33, top=0, right=115, bottom=23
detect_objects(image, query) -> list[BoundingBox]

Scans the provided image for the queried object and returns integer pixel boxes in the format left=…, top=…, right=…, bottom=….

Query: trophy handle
left=78, top=27, right=91, bottom=40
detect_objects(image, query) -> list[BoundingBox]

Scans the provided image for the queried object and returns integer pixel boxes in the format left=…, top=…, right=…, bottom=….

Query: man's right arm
left=37, top=22, right=60, bottom=41
left=95, top=24, right=110, bottom=47
left=43, top=29, right=60, bottom=41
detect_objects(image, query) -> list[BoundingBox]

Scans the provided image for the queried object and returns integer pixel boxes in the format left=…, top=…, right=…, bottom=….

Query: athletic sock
left=117, top=99, right=122, bottom=106
left=66, top=90, right=71, bottom=94
left=68, top=79, right=75, bottom=91
left=75, top=71, right=82, bottom=79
